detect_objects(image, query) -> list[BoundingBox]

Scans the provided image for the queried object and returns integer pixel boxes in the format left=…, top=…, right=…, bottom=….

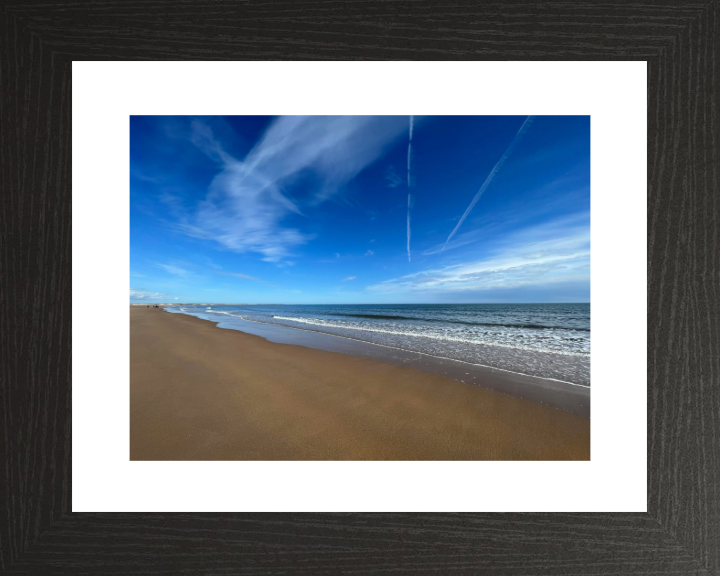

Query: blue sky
left=130, top=115, right=590, bottom=304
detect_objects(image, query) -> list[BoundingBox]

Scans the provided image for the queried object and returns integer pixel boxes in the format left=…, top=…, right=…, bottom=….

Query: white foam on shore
left=168, top=307, right=590, bottom=388
left=272, top=315, right=590, bottom=358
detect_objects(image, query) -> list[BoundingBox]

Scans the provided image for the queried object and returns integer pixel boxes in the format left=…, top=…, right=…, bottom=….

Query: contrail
left=406, top=115, right=414, bottom=262
left=442, top=115, right=535, bottom=251
left=407, top=194, right=415, bottom=262
left=407, top=114, right=414, bottom=188
left=407, top=143, right=414, bottom=188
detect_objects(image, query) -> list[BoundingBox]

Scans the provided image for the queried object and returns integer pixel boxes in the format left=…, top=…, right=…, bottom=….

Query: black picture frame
left=2, top=2, right=718, bottom=574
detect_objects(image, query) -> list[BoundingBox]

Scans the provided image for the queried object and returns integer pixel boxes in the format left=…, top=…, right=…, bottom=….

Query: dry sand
left=130, top=308, right=590, bottom=460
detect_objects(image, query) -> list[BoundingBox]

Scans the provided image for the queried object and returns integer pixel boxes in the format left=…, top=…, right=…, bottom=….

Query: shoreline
left=169, top=308, right=590, bottom=418
left=131, top=307, right=590, bottom=460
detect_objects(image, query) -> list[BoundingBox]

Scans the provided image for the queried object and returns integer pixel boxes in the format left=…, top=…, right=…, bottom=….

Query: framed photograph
left=129, top=112, right=593, bottom=463
left=4, top=2, right=718, bottom=574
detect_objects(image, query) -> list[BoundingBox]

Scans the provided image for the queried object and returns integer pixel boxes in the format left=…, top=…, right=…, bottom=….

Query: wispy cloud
left=220, top=272, right=260, bottom=281
left=342, top=276, right=357, bottom=282
left=385, top=166, right=403, bottom=188
left=158, top=191, right=186, bottom=219
left=218, top=271, right=281, bottom=287
left=423, top=230, right=484, bottom=256
left=406, top=193, right=415, bottom=263
left=156, top=263, right=190, bottom=277
left=317, top=253, right=342, bottom=264
left=204, top=258, right=223, bottom=270
left=371, top=215, right=589, bottom=294
left=131, top=169, right=163, bottom=184
left=176, top=117, right=407, bottom=262
left=443, top=116, right=535, bottom=251
left=365, top=250, right=374, bottom=256
left=130, top=288, right=171, bottom=301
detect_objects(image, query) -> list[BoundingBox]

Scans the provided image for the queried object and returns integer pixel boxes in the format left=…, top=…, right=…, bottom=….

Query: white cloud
left=205, top=259, right=223, bottom=270
left=177, top=117, right=408, bottom=262
left=385, top=166, right=403, bottom=188
left=130, top=289, right=170, bottom=301
left=156, top=263, right=190, bottom=277
left=365, top=250, right=374, bottom=256
left=370, top=216, right=589, bottom=294
left=217, top=271, right=282, bottom=287
left=220, top=272, right=259, bottom=280
left=342, top=276, right=357, bottom=282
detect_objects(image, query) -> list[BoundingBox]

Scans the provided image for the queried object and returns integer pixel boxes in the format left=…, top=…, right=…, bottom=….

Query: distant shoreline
left=130, top=303, right=287, bottom=307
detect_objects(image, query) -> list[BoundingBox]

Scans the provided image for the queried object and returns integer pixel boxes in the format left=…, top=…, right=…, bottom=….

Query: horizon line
left=131, top=301, right=591, bottom=306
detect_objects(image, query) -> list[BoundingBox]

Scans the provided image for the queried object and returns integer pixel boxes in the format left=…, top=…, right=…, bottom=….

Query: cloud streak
left=342, top=276, right=357, bottom=282
left=219, top=272, right=260, bottom=281
left=443, top=116, right=535, bottom=251
left=177, top=117, right=408, bottom=262
left=372, top=215, right=589, bottom=294
left=156, top=263, right=190, bottom=277
left=130, top=289, right=171, bottom=301
left=406, top=116, right=414, bottom=262
left=406, top=193, right=415, bottom=263
left=385, top=166, right=403, bottom=188
left=218, top=271, right=281, bottom=286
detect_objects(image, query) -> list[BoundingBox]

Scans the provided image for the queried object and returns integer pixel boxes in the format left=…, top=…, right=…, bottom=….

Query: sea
left=168, top=303, right=590, bottom=386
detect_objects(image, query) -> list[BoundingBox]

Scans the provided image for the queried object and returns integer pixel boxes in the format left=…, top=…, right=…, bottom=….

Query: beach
left=131, top=307, right=590, bottom=460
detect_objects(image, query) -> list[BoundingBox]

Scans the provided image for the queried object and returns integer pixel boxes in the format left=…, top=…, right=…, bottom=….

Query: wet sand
left=177, top=310, right=591, bottom=417
left=130, top=308, right=590, bottom=460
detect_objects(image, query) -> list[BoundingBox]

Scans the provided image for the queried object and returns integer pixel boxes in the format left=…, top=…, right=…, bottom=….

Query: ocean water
left=171, top=303, right=590, bottom=386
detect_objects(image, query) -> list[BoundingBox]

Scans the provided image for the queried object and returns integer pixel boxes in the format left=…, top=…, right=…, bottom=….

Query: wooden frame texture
left=2, top=1, right=718, bottom=574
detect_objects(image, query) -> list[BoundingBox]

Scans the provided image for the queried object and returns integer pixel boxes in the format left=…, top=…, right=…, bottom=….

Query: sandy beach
left=130, top=307, right=590, bottom=460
